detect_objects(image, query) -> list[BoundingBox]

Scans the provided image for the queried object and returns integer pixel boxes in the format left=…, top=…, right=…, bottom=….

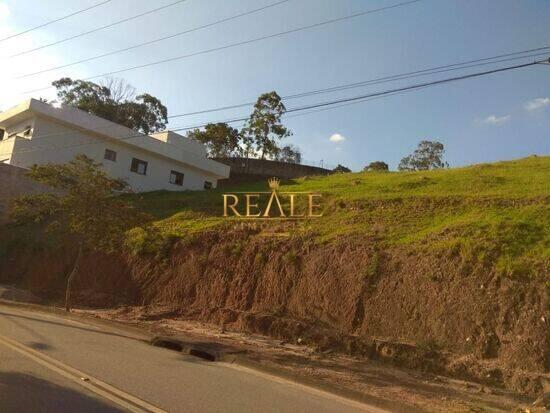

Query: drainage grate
left=151, top=338, right=183, bottom=352
left=189, top=348, right=216, bottom=362
left=151, top=336, right=218, bottom=361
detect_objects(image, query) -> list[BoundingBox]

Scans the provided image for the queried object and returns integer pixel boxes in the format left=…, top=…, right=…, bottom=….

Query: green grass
left=133, top=155, right=549, bottom=217
left=124, top=156, right=550, bottom=279
left=2, top=156, right=548, bottom=280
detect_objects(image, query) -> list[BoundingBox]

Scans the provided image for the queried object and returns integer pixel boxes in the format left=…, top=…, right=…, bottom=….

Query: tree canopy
left=12, top=155, right=151, bottom=310
left=398, top=140, right=449, bottom=171
left=187, top=123, right=241, bottom=158
left=241, top=91, right=291, bottom=159
left=333, top=164, right=352, bottom=173
left=275, top=145, right=302, bottom=164
left=52, top=77, right=168, bottom=135
left=365, top=161, right=389, bottom=171
left=186, top=91, right=300, bottom=163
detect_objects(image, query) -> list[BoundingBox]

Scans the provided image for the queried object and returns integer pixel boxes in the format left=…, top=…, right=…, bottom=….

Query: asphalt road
left=0, top=304, right=386, bottom=413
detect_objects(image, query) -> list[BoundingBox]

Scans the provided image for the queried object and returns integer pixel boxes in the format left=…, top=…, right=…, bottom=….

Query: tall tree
left=187, top=123, right=241, bottom=158
left=364, top=161, right=389, bottom=171
left=275, top=145, right=302, bottom=164
left=398, top=140, right=449, bottom=171
left=242, top=91, right=291, bottom=159
left=12, top=155, right=151, bottom=312
left=52, top=77, right=168, bottom=135
left=333, top=164, right=351, bottom=173
left=101, top=77, right=136, bottom=103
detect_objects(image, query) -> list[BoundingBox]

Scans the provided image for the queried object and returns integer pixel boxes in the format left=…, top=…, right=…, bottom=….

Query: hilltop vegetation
left=2, top=156, right=548, bottom=281
left=128, top=155, right=550, bottom=280
left=1, top=156, right=548, bottom=397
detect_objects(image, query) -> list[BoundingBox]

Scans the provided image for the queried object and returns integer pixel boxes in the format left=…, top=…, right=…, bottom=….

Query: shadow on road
left=0, top=372, right=123, bottom=412
left=27, top=341, right=53, bottom=350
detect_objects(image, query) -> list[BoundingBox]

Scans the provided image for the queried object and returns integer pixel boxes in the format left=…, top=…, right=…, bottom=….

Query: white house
left=0, top=99, right=230, bottom=191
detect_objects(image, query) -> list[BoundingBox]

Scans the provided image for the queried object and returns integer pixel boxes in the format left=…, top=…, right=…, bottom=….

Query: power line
left=282, top=85, right=437, bottom=120
left=9, top=46, right=550, bottom=145
left=167, top=48, right=550, bottom=119
left=282, top=60, right=544, bottom=114
left=9, top=0, right=188, bottom=58
left=0, top=0, right=114, bottom=43
left=130, top=58, right=550, bottom=128
left=16, top=0, right=292, bottom=79
left=20, top=0, right=425, bottom=95
left=3, top=57, right=545, bottom=158
left=8, top=51, right=549, bottom=144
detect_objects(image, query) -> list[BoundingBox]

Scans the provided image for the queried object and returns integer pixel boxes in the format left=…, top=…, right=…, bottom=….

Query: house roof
left=0, top=99, right=230, bottom=179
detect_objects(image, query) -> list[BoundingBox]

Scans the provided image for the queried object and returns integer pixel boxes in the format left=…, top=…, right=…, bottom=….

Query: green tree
left=242, top=91, right=291, bottom=159
left=187, top=123, right=241, bottom=158
left=398, top=140, right=449, bottom=171
left=52, top=77, right=168, bottom=134
left=240, top=133, right=255, bottom=159
left=333, top=164, right=351, bottom=173
left=276, top=145, right=302, bottom=164
left=12, top=155, right=151, bottom=312
left=364, top=161, right=389, bottom=171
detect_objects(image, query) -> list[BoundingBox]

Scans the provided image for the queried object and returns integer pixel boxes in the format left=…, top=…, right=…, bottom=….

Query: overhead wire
left=15, top=0, right=293, bottom=79
left=1, top=57, right=546, bottom=159
left=19, top=0, right=425, bottom=95
left=6, top=52, right=549, bottom=146
left=0, top=0, right=114, bottom=43
left=9, top=0, right=189, bottom=58
left=167, top=48, right=550, bottom=119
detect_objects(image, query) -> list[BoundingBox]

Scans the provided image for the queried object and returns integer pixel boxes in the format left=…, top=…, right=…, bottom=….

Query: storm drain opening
left=189, top=348, right=217, bottom=362
left=151, top=338, right=184, bottom=352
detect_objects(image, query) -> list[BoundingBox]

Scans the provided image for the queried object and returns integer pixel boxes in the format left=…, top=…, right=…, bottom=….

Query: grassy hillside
left=2, top=156, right=548, bottom=282
left=127, top=156, right=549, bottom=280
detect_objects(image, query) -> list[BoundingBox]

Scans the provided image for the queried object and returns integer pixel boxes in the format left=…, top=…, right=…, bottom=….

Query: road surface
left=0, top=303, right=387, bottom=413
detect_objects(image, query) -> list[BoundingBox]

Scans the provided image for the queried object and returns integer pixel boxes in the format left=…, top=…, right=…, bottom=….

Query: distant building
left=0, top=99, right=230, bottom=191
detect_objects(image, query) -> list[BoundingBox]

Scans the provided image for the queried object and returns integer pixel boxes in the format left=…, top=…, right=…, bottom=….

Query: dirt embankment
left=1, top=229, right=548, bottom=396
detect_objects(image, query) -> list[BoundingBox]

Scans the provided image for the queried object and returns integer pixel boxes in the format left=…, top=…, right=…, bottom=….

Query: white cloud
left=524, top=97, right=550, bottom=111
left=482, top=115, right=510, bottom=125
left=329, top=133, right=346, bottom=143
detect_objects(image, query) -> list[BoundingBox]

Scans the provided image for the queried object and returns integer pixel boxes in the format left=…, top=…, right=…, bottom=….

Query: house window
left=0, top=129, right=4, bottom=141
left=204, top=181, right=213, bottom=190
left=169, top=170, right=184, bottom=186
left=130, top=158, right=148, bottom=175
left=104, top=149, right=117, bottom=162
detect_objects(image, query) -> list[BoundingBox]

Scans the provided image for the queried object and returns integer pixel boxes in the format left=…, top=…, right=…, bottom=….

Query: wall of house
left=0, top=118, right=35, bottom=163
left=8, top=117, right=220, bottom=192
left=150, top=131, right=207, bottom=157
left=0, top=163, right=53, bottom=222
left=0, top=134, right=15, bottom=164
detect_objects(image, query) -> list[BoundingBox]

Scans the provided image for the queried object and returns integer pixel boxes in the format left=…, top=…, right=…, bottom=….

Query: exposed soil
left=1, top=228, right=548, bottom=405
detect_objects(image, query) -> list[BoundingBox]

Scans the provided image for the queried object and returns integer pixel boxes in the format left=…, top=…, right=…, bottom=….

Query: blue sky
left=0, top=0, right=549, bottom=170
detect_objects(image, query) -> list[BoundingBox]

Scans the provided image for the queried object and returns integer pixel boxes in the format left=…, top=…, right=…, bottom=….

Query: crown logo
left=268, top=177, right=280, bottom=190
